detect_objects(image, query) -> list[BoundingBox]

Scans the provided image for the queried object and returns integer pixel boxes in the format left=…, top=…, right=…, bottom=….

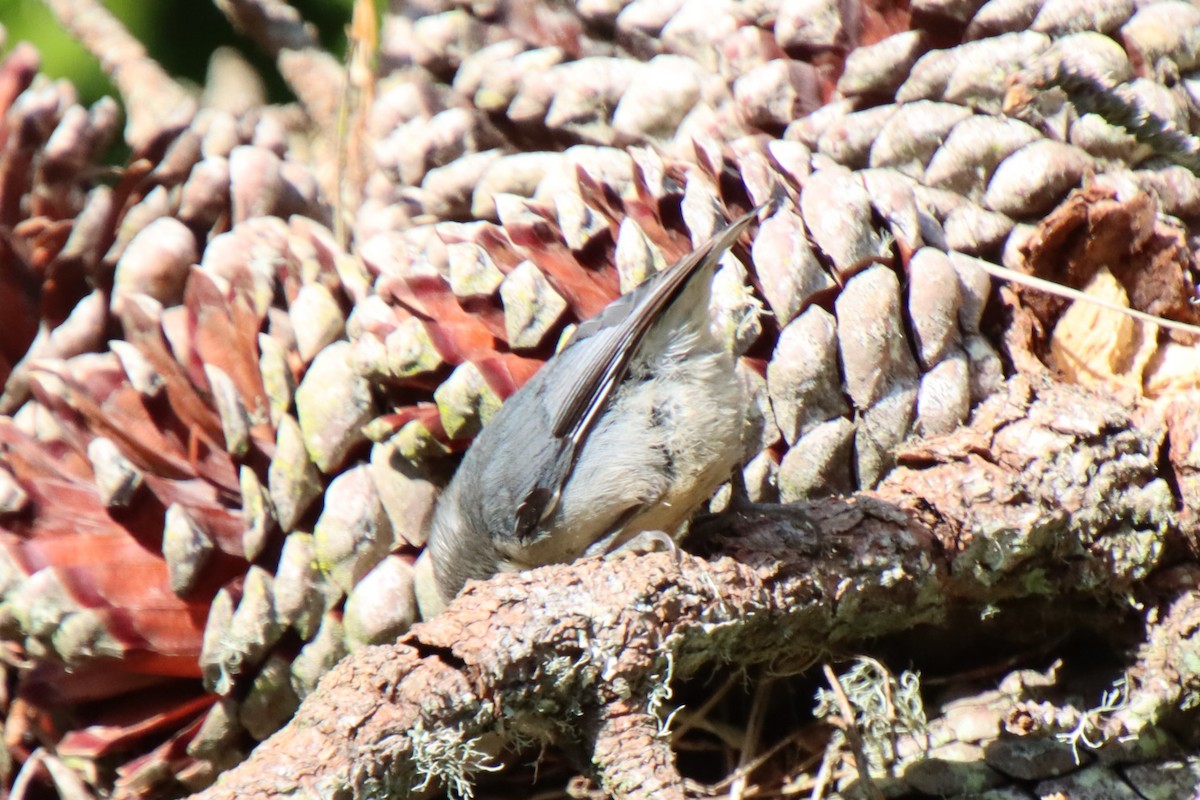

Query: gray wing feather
left=512, top=207, right=761, bottom=539
left=551, top=208, right=760, bottom=440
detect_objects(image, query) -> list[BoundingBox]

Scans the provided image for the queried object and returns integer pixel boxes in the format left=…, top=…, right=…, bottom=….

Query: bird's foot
left=613, top=528, right=677, bottom=557
left=587, top=527, right=680, bottom=562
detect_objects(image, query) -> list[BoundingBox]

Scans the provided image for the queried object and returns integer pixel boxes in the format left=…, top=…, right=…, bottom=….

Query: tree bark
left=188, top=375, right=1192, bottom=800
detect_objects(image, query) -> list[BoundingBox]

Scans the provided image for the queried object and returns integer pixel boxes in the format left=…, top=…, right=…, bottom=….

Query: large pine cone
left=0, top=0, right=1197, bottom=797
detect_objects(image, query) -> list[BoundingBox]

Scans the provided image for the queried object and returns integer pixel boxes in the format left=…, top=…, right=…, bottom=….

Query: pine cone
left=0, top=0, right=1197, bottom=797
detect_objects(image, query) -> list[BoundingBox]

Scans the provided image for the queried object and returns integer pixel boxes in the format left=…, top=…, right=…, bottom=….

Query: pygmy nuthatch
left=425, top=206, right=761, bottom=608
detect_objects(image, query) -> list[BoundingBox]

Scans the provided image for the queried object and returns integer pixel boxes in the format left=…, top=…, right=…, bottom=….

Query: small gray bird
left=426, top=206, right=760, bottom=607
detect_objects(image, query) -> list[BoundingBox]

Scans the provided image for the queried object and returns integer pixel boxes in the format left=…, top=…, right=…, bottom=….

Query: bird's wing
left=552, top=207, right=760, bottom=440
left=510, top=207, right=760, bottom=541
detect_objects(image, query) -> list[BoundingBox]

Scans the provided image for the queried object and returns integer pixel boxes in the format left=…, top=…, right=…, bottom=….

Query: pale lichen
left=406, top=719, right=500, bottom=800
left=814, top=657, right=928, bottom=773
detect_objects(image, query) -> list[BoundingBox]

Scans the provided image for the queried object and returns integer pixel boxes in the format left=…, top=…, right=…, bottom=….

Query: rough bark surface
left=188, top=374, right=1189, bottom=800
